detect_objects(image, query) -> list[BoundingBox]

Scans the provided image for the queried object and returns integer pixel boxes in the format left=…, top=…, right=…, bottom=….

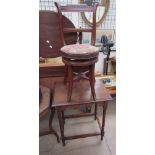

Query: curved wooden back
left=39, top=11, right=77, bottom=58
left=54, top=2, right=98, bottom=46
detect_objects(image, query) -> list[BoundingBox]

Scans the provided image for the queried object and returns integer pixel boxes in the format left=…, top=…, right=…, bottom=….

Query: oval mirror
left=80, top=0, right=110, bottom=27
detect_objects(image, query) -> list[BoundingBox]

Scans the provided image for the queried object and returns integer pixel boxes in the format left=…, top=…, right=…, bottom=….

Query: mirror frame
left=80, top=0, right=110, bottom=27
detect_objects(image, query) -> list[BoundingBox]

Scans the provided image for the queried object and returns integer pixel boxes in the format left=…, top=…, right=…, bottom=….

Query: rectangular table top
left=52, top=79, right=112, bottom=107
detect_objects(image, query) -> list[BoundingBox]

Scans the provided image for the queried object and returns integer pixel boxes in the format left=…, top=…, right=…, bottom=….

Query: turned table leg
left=57, top=109, right=65, bottom=146
left=101, top=101, right=108, bottom=140
left=49, top=107, right=60, bottom=142
left=94, top=103, right=97, bottom=120
left=62, top=111, right=65, bottom=124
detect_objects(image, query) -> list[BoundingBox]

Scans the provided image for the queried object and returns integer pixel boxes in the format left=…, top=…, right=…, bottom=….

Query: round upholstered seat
left=60, top=44, right=99, bottom=102
left=60, top=44, right=99, bottom=59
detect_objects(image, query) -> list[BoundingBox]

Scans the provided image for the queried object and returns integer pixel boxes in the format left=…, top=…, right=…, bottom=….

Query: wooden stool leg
left=89, top=64, right=96, bottom=100
left=57, top=109, right=65, bottom=146
left=94, top=103, right=97, bottom=120
left=49, top=108, right=60, bottom=142
left=101, top=102, right=108, bottom=140
left=67, top=66, right=73, bottom=102
left=64, top=65, right=68, bottom=84
left=62, top=111, right=65, bottom=124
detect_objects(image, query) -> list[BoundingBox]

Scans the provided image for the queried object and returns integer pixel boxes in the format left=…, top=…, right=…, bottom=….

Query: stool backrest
left=55, top=2, right=98, bottom=46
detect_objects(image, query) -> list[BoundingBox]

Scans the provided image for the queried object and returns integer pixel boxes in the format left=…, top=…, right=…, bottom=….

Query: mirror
left=80, top=0, right=110, bottom=26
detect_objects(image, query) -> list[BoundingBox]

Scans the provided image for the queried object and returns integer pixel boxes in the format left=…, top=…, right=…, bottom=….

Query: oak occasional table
left=51, top=79, right=112, bottom=146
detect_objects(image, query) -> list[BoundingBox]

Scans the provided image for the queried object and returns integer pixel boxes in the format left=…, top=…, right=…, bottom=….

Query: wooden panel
left=39, top=66, right=65, bottom=78
left=39, top=77, right=63, bottom=90
left=61, top=4, right=96, bottom=12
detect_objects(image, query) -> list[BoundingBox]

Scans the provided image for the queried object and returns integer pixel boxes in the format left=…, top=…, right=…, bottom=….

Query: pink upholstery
left=61, top=44, right=99, bottom=55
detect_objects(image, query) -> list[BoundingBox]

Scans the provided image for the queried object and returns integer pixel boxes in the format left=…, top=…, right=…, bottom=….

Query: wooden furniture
left=39, top=57, right=65, bottom=78
left=51, top=79, right=112, bottom=146
left=39, top=11, right=78, bottom=77
left=55, top=2, right=99, bottom=101
left=60, top=44, right=99, bottom=101
left=54, top=2, right=98, bottom=45
left=39, top=85, right=59, bottom=142
left=39, top=76, right=116, bottom=96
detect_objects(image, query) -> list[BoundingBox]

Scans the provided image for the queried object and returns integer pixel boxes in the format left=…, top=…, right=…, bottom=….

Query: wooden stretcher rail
left=64, top=133, right=101, bottom=140
left=64, top=113, right=95, bottom=119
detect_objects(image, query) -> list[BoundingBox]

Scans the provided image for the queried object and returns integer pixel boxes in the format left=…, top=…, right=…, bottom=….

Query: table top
left=52, top=79, right=112, bottom=107
left=39, top=11, right=77, bottom=58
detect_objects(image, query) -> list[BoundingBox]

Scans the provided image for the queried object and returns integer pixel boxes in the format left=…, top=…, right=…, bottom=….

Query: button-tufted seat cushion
left=60, top=44, right=99, bottom=59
